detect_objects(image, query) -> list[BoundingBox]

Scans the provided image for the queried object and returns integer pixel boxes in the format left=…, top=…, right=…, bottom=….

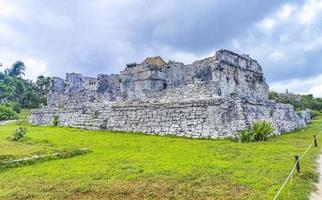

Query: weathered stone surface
left=30, top=98, right=311, bottom=138
left=142, top=56, right=167, bottom=67
left=30, top=49, right=311, bottom=138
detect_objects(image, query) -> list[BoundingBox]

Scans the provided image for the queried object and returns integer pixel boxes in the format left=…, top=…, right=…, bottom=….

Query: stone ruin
left=30, top=49, right=311, bottom=138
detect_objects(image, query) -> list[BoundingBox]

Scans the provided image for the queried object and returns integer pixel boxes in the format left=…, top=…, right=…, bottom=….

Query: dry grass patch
left=69, top=177, right=253, bottom=200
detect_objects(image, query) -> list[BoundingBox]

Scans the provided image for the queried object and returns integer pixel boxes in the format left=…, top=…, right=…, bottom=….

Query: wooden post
left=314, top=135, right=318, bottom=147
left=295, top=155, right=300, bottom=173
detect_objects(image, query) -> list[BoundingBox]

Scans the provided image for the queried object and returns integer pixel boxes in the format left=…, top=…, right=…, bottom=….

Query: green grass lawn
left=0, top=116, right=322, bottom=200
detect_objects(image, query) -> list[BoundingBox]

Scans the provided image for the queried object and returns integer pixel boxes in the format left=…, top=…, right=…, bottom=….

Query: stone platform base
left=30, top=98, right=311, bottom=139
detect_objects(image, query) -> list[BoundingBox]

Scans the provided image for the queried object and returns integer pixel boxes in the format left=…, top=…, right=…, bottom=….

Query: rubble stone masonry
left=30, top=49, right=311, bottom=138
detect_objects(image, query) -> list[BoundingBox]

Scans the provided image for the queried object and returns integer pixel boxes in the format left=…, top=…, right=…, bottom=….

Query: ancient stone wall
left=120, top=64, right=167, bottom=99
left=215, top=49, right=262, bottom=73
left=30, top=98, right=311, bottom=138
left=47, top=49, right=269, bottom=108
left=96, top=74, right=122, bottom=100
left=30, top=49, right=311, bottom=138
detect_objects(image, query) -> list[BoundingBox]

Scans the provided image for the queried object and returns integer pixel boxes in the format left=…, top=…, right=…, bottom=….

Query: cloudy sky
left=0, top=0, right=322, bottom=97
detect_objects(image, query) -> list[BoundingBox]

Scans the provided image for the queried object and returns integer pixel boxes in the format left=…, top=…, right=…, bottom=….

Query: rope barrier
left=272, top=161, right=299, bottom=200
left=272, top=129, right=322, bottom=200
left=299, top=140, right=315, bottom=161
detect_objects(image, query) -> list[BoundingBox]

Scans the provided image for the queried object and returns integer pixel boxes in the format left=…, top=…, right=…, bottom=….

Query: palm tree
left=5, top=61, right=26, bottom=77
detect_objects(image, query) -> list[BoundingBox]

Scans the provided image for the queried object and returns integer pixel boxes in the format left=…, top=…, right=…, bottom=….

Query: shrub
left=237, top=129, right=253, bottom=143
left=236, top=120, right=275, bottom=143
left=1, top=101, right=21, bottom=113
left=12, top=127, right=27, bottom=141
left=251, top=120, right=275, bottom=141
left=53, top=115, right=59, bottom=126
left=311, top=110, right=321, bottom=119
left=0, top=105, right=18, bottom=120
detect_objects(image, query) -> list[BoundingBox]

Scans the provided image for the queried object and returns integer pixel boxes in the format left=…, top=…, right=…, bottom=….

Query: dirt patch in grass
left=68, top=177, right=253, bottom=200
left=5, top=176, right=252, bottom=200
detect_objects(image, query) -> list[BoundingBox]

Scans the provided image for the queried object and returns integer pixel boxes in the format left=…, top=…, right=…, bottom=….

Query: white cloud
left=277, top=4, right=297, bottom=20
left=230, top=0, right=322, bottom=84
left=270, top=74, right=322, bottom=97
left=0, top=48, right=20, bottom=68
left=169, top=52, right=203, bottom=64
left=257, top=18, right=276, bottom=32
left=0, top=0, right=321, bottom=88
left=0, top=48, right=49, bottom=80
left=0, top=23, right=20, bottom=42
left=0, top=0, right=27, bottom=19
left=304, top=36, right=322, bottom=51
left=269, top=51, right=284, bottom=62
left=256, top=3, right=297, bottom=32
left=308, top=84, right=322, bottom=97
left=24, top=58, right=49, bottom=80
left=299, top=0, right=322, bottom=25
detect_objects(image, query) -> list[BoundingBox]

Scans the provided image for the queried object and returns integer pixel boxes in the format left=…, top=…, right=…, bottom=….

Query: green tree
left=0, top=105, right=18, bottom=120
left=0, top=61, right=48, bottom=114
left=268, top=91, right=278, bottom=100
left=0, top=71, right=5, bottom=80
left=270, top=91, right=322, bottom=112
left=5, top=61, right=26, bottom=77
left=36, top=75, right=51, bottom=96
